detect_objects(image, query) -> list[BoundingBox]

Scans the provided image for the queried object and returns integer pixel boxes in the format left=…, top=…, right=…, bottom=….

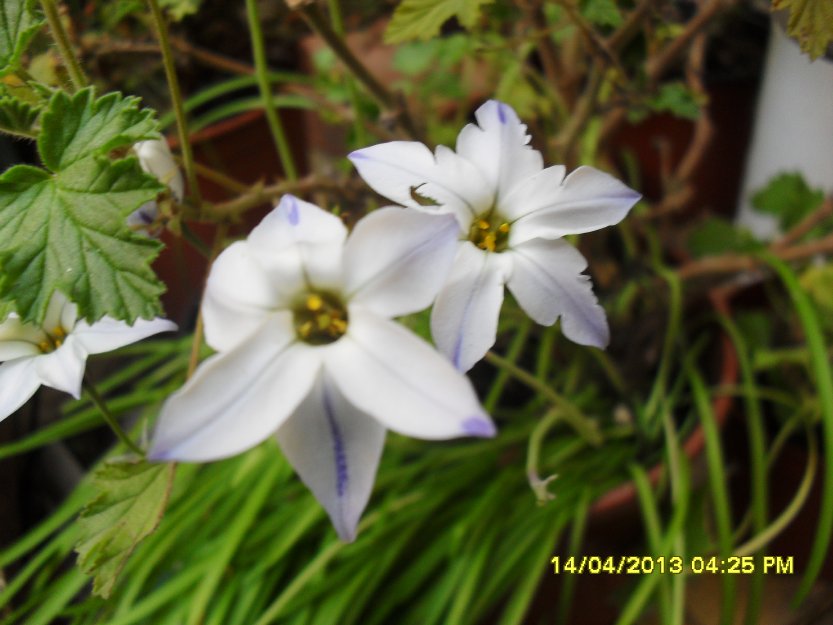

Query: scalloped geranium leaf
left=773, top=0, right=833, bottom=60
left=0, top=158, right=164, bottom=324
left=0, top=88, right=166, bottom=324
left=385, top=0, right=494, bottom=44
left=75, top=460, right=175, bottom=599
left=39, top=88, right=159, bottom=170
left=0, top=0, right=43, bottom=77
left=0, top=94, right=41, bottom=138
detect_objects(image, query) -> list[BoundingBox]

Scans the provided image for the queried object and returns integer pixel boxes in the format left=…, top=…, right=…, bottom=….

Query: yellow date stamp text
left=550, top=555, right=794, bottom=575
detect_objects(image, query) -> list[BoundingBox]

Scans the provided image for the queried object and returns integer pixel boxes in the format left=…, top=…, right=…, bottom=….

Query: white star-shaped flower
left=0, top=293, right=177, bottom=421
left=149, top=195, right=495, bottom=541
left=349, top=100, right=641, bottom=371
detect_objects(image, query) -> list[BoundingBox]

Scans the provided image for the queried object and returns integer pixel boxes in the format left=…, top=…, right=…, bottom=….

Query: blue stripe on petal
left=497, top=102, right=508, bottom=124
left=462, top=416, right=496, bottom=438
left=322, top=386, right=349, bottom=497
left=287, top=196, right=300, bottom=225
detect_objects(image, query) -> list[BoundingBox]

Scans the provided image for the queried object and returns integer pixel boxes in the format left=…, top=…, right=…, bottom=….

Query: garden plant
left=1, top=0, right=832, bottom=623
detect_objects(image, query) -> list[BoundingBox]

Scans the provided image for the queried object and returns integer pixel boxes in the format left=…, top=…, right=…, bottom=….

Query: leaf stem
left=146, top=0, right=202, bottom=209
left=83, top=380, right=144, bottom=457
left=244, top=0, right=299, bottom=182
left=40, top=0, right=87, bottom=90
left=297, top=2, right=418, bottom=139
left=326, top=0, right=368, bottom=146
left=485, top=351, right=602, bottom=446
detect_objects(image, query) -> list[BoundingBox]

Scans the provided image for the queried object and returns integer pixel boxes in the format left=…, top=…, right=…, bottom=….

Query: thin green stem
left=484, top=319, right=531, bottom=412
left=719, top=314, right=768, bottom=625
left=689, top=367, right=735, bottom=625
left=40, top=0, right=87, bottom=90
left=734, top=425, right=818, bottom=557
left=485, top=351, right=602, bottom=446
left=83, top=380, right=144, bottom=456
left=643, top=267, right=682, bottom=436
left=326, top=0, right=368, bottom=146
left=245, top=0, right=299, bottom=181
left=763, top=253, right=833, bottom=605
left=630, top=465, right=671, bottom=625
left=146, top=0, right=202, bottom=208
left=526, top=409, right=561, bottom=503
left=298, top=3, right=418, bottom=139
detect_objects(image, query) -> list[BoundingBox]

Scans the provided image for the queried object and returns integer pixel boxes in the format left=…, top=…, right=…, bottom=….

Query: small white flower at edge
left=349, top=100, right=642, bottom=372
left=0, top=293, right=177, bottom=421
left=128, top=138, right=185, bottom=230
left=148, top=196, right=495, bottom=542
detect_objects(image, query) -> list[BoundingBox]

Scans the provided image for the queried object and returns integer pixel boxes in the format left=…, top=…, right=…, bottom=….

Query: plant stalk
left=245, top=0, right=299, bottom=182
left=298, top=2, right=418, bottom=138
left=83, top=380, right=144, bottom=456
left=40, top=0, right=87, bottom=90
left=146, top=0, right=202, bottom=208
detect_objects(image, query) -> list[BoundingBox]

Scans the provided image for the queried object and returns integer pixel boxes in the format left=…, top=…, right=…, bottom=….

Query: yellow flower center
left=38, top=326, right=67, bottom=353
left=293, top=292, right=349, bottom=345
left=468, top=212, right=511, bottom=253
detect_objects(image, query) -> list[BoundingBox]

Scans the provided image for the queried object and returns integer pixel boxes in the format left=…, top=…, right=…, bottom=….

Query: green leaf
left=39, top=88, right=158, bottom=171
left=385, top=0, right=494, bottom=43
left=581, top=0, right=623, bottom=27
left=687, top=217, right=761, bottom=258
left=0, top=94, right=41, bottom=138
left=0, top=159, right=165, bottom=323
left=800, top=264, right=833, bottom=329
left=629, top=82, right=703, bottom=123
left=0, top=0, right=43, bottom=77
left=773, top=0, right=833, bottom=60
left=751, top=172, right=825, bottom=230
left=75, top=460, right=175, bottom=599
left=0, top=87, right=165, bottom=324
left=159, top=0, right=203, bottom=21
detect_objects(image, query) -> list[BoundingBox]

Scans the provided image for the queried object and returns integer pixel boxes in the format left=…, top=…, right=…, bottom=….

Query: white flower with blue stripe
left=350, top=100, right=641, bottom=372
left=149, top=196, right=495, bottom=541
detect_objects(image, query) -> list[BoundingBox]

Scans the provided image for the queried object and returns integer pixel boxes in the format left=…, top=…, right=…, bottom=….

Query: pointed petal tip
left=347, top=150, right=368, bottom=161
left=462, top=416, right=496, bottom=438
left=335, top=523, right=358, bottom=543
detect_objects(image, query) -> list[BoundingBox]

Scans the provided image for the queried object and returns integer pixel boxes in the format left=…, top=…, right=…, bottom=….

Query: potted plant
left=1, top=1, right=831, bottom=624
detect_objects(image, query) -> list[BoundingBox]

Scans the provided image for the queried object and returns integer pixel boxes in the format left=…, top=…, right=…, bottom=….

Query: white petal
left=149, top=313, right=320, bottom=462
left=276, top=372, right=385, bottom=542
left=345, top=208, right=459, bottom=317
left=455, top=100, right=543, bottom=202
left=248, top=195, right=347, bottom=254
left=325, top=309, right=494, bottom=440
left=0, top=358, right=42, bottom=422
left=73, top=317, right=177, bottom=355
left=0, top=341, right=40, bottom=361
left=349, top=141, right=492, bottom=224
left=202, top=241, right=285, bottom=352
left=507, top=240, right=609, bottom=348
left=34, top=335, right=87, bottom=398
left=0, top=315, right=43, bottom=360
left=135, top=139, right=185, bottom=201
left=430, top=243, right=510, bottom=372
left=508, top=166, right=641, bottom=244
left=41, top=290, right=76, bottom=331
left=247, top=196, right=347, bottom=293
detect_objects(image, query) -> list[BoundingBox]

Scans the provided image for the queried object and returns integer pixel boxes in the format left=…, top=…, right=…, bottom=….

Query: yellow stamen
left=306, top=294, right=323, bottom=311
